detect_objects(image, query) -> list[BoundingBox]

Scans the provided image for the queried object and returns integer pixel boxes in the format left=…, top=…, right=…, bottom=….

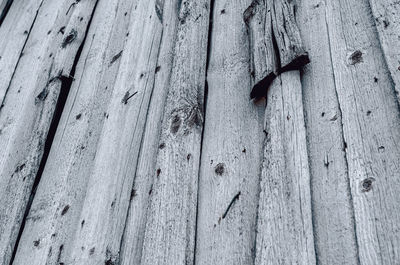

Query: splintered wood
left=1, top=0, right=400, bottom=264
left=244, top=0, right=309, bottom=99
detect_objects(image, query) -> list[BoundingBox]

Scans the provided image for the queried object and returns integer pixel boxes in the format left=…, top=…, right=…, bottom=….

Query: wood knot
left=361, top=177, right=375, bottom=192
left=62, top=29, right=77, bottom=48
left=215, top=163, right=225, bottom=176
left=348, top=50, right=363, bottom=65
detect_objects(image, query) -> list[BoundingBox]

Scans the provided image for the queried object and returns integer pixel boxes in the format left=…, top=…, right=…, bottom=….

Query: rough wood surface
left=1, top=0, right=400, bottom=264
left=368, top=0, right=400, bottom=102
left=139, top=1, right=210, bottom=264
left=296, top=0, right=360, bottom=264
left=195, top=0, right=265, bottom=264
left=255, top=71, right=315, bottom=265
left=11, top=0, right=132, bottom=264
left=324, top=0, right=400, bottom=263
left=0, top=1, right=97, bottom=264
left=244, top=0, right=309, bottom=99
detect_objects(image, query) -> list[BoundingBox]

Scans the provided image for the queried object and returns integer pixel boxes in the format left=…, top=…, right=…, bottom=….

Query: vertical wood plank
left=324, top=0, right=400, bottom=263
left=195, top=0, right=265, bottom=264
left=0, top=1, right=98, bottom=264
left=139, top=1, right=210, bottom=263
left=60, top=0, right=165, bottom=263
left=255, top=71, right=315, bottom=265
left=296, top=0, right=360, bottom=264
left=11, top=0, right=133, bottom=264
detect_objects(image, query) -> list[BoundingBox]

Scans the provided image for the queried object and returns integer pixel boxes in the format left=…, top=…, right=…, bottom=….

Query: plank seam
left=323, top=2, right=361, bottom=264
left=0, top=0, right=45, bottom=112
left=0, top=0, right=13, bottom=27
left=7, top=1, right=100, bottom=263
left=193, top=0, right=213, bottom=263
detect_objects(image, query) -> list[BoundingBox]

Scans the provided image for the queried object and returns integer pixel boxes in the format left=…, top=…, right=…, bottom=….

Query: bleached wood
left=119, top=0, right=203, bottom=264
left=244, top=0, right=277, bottom=99
left=58, top=1, right=164, bottom=264
left=368, top=0, right=400, bottom=102
left=0, top=0, right=43, bottom=104
left=255, top=71, right=315, bottom=265
left=0, top=0, right=12, bottom=23
left=11, top=0, right=133, bottom=264
left=295, top=0, right=360, bottom=263
left=0, top=1, right=97, bottom=264
left=324, top=0, right=400, bottom=263
left=139, top=2, right=210, bottom=264
left=195, top=0, right=265, bottom=264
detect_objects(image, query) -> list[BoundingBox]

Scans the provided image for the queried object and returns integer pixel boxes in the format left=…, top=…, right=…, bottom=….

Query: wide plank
left=139, top=1, right=210, bottom=264
left=255, top=71, right=315, bottom=265
left=296, top=0, right=360, bottom=264
left=0, top=1, right=98, bottom=264
left=195, top=0, right=265, bottom=264
left=325, top=0, right=400, bottom=263
left=11, top=0, right=133, bottom=264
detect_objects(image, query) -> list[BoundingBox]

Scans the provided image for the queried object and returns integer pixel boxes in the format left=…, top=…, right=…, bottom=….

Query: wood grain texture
left=139, top=1, right=210, bottom=264
left=119, top=0, right=210, bottom=264
left=255, top=71, right=315, bottom=265
left=244, top=0, right=309, bottom=99
left=11, top=0, right=133, bottom=264
left=324, top=0, right=400, bottom=263
left=195, top=0, right=265, bottom=264
left=296, top=0, right=360, bottom=264
left=0, top=1, right=97, bottom=264
left=62, top=1, right=164, bottom=264
left=368, top=0, right=400, bottom=103
left=244, top=0, right=277, bottom=99
left=0, top=0, right=43, bottom=104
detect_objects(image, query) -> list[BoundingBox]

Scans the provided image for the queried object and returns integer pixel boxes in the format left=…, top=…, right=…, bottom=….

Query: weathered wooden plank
left=194, top=0, right=265, bottom=264
left=244, top=0, right=278, bottom=99
left=0, top=0, right=43, bottom=104
left=139, top=1, right=210, bottom=264
left=324, top=0, right=400, bottom=263
left=56, top=1, right=164, bottom=264
left=11, top=0, right=133, bottom=264
left=119, top=0, right=207, bottom=264
left=368, top=0, right=400, bottom=102
left=0, top=1, right=98, bottom=264
left=244, top=0, right=309, bottom=99
left=295, top=0, right=360, bottom=264
left=255, top=71, right=315, bottom=265
left=270, top=0, right=309, bottom=72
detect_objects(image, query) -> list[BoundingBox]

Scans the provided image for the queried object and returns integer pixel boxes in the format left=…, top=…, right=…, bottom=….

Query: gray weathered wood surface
left=0, top=0, right=400, bottom=264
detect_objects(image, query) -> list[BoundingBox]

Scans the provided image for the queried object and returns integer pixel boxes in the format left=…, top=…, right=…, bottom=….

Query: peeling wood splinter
left=244, top=0, right=310, bottom=99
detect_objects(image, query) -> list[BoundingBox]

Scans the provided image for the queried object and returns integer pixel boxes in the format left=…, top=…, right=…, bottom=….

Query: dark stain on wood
left=361, top=177, right=375, bottom=192
left=110, top=51, right=123, bottom=65
left=214, top=163, right=225, bottom=176
left=61, top=205, right=70, bottom=216
left=349, top=50, right=363, bottom=65
left=62, top=29, right=78, bottom=48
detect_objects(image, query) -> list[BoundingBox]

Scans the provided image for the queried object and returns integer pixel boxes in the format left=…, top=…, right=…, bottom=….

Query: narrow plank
left=368, top=0, right=400, bottom=102
left=324, top=0, right=400, bottom=263
left=11, top=0, right=133, bottom=264
left=296, top=0, right=360, bottom=263
left=244, top=0, right=278, bottom=99
left=0, top=1, right=98, bottom=264
left=0, top=0, right=43, bottom=104
left=119, top=0, right=203, bottom=263
left=195, top=0, right=265, bottom=264
left=138, top=1, right=210, bottom=264
left=255, top=71, right=315, bottom=265
left=61, top=1, right=165, bottom=264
